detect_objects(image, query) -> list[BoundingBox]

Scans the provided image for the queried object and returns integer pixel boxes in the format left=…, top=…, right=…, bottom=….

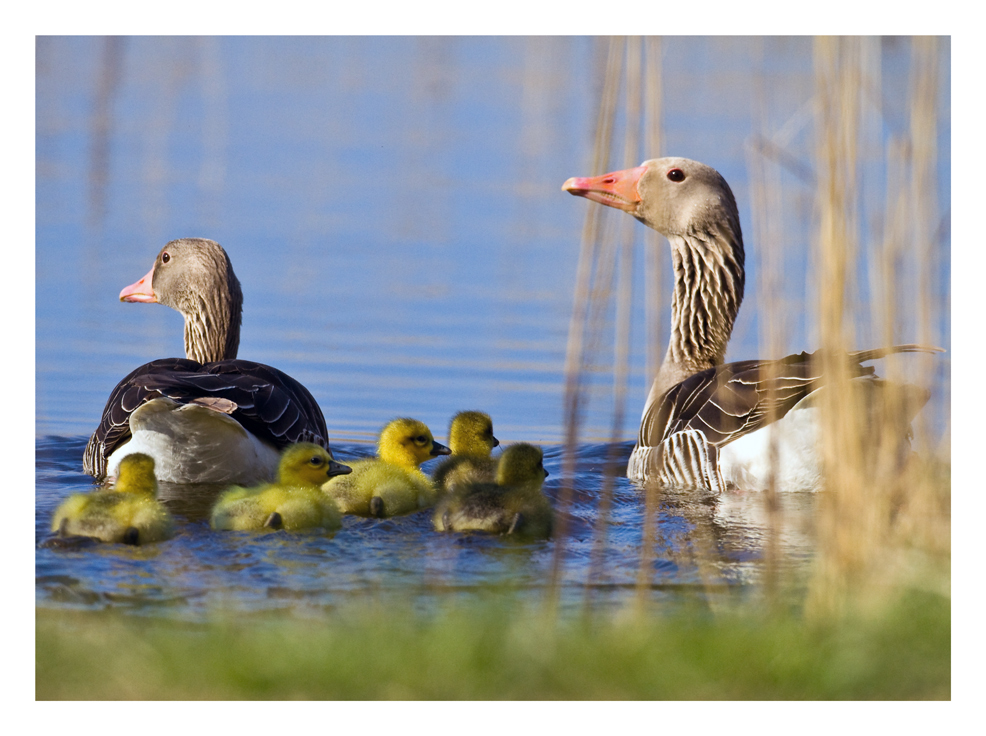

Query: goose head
left=119, top=237, right=244, bottom=363
left=563, top=157, right=746, bottom=387
left=113, top=453, right=158, bottom=496
left=495, top=443, right=549, bottom=490
left=448, top=410, right=499, bottom=458
left=377, top=418, right=451, bottom=470
left=277, top=443, right=352, bottom=487
left=562, top=157, right=742, bottom=242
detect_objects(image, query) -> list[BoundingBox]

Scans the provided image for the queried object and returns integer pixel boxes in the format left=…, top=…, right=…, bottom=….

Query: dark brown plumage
left=83, top=238, right=330, bottom=484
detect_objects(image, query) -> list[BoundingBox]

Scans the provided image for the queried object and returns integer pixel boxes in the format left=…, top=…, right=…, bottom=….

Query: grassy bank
left=37, top=589, right=949, bottom=700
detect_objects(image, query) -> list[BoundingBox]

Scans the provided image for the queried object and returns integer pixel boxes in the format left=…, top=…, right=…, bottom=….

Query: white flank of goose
left=83, top=238, right=333, bottom=485
left=563, top=157, right=942, bottom=492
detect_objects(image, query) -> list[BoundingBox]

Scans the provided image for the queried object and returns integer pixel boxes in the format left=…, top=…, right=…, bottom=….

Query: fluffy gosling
left=50, top=453, right=174, bottom=545
left=433, top=442, right=552, bottom=539
left=432, top=410, right=500, bottom=495
left=323, top=417, right=450, bottom=517
left=211, top=443, right=351, bottom=531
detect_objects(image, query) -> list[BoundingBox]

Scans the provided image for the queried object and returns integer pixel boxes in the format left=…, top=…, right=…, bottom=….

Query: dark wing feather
left=640, top=345, right=939, bottom=451
left=83, top=358, right=328, bottom=479
left=83, top=358, right=202, bottom=478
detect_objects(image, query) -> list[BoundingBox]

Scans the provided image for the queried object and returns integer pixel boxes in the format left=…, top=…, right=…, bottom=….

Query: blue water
left=36, top=434, right=818, bottom=617
left=35, top=36, right=949, bottom=618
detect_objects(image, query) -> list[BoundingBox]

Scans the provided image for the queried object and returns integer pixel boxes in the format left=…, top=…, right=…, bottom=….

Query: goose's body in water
left=84, top=238, right=332, bottom=485
left=563, top=157, right=941, bottom=492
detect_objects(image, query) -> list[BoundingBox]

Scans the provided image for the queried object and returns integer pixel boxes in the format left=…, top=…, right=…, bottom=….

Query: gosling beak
left=562, top=165, right=647, bottom=213
left=120, top=265, right=158, bottom=303
left=491, top=435, right=500, bottom=448
left=327, top=460, right=352, bottom=478
left=430, top=441, right=452, bottom=457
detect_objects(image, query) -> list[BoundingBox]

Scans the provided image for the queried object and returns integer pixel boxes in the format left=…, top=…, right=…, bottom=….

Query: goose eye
left=667, top=168, right=685, bottom=182
left=161, top=252, right=171, bottom=263
left=309, top=456, right=324, bottom=466
left=415, top=435, right=428, bottom=445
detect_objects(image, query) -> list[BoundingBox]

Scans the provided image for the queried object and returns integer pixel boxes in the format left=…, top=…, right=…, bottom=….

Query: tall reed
left=561, top=36, right=949, bottom=622
left=805, top=36, right=948, bottom=618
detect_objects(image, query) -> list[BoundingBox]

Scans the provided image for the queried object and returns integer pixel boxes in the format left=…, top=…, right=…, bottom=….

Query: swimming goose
left=210, top=443, right=350, bottom=531
left=51, top=453, right=174, bottom=545
left=323, top=417, right=450, bottom=517
left=432, top=410, right=499, bottom=494
left=433, top=442, right=552, bottom=538
left=83, top=238, right=331, bottom=485
left=563, top=157, right=941, bottom=491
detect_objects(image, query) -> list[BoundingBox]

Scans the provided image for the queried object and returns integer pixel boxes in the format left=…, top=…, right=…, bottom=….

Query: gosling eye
left=161, top=251, right=171, bottom=264
left=308, top=455, right=324, bottom=467
left=414, top=435, right=428, bottom=446
left=666, top=168, right=685, bottom=182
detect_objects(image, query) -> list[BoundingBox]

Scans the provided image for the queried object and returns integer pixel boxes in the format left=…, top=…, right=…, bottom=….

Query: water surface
left=35, top=36, right=949, bottom=618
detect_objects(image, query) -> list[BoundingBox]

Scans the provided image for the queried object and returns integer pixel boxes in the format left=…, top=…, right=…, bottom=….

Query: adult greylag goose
left=83, top=238, right=335, bottom=485
left=562, top=157, right=941, bottom=492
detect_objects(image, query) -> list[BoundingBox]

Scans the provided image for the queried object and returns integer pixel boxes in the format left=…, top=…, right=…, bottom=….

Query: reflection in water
left=86, top=36, right=124, bottom=230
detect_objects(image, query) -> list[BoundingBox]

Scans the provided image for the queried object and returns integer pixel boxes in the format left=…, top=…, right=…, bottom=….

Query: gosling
left=211, top=443, right=351, bottom=531
left=323, top=417, right=450, bottom=518
left=433, top=442, right=552, bottom=539
left=50, top=453, right=174, bottom=545
left=432, top=410, right=499, bottom=495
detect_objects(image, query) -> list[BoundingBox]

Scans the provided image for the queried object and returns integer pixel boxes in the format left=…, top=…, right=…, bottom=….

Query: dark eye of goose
left=667, top=168, right=685, bottom=182
left=161, top=252, right=171, bottom=263
left=414, top=435, right=427, bottom=445
left=309, top=456, right=324, bottom=466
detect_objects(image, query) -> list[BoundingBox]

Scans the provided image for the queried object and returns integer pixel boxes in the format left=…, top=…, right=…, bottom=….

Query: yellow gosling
left=323, top=417, right=450, bottom=517
left=433, top=443, right=552, bottom=539
left=433, top=410, right=500, bottom=495
left=211, top=443, right=351, bottom=531
left=50, top=453, right=174, bottom=545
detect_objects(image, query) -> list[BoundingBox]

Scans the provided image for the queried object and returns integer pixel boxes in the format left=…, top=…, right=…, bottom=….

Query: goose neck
left=182, top=291, right=241, bottom=364
left=657, top=228, right=745, bottom=392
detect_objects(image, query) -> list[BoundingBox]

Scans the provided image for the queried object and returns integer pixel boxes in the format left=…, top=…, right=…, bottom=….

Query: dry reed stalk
left=908, top=36, right=941, bottom=452
left=746, top=145, right=787, bottom=603
left=883, top=36, right=949, bottom=588
left=584, top=37, right=641, bottom=611
left=808, top=36, right=871, bottom=618
left=548, top=36, right=624, bottom=612
left=632, top=36, right=667, bottom=610
left=807, top=36, right=948, bottom=618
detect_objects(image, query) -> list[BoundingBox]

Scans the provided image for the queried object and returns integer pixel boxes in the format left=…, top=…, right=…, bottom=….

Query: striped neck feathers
left=181, top=263, right=242, bottom=364
left=657, top=220, right=745, bottom=395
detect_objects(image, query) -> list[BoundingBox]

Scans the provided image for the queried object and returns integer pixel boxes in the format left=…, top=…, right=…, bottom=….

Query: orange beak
left=562, top=165, right=647, bottom=213
left=119, top=266, right=157, bottom=303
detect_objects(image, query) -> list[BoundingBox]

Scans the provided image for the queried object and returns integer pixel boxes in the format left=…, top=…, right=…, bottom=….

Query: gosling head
left=562, top=157, right=741, bottom=242
left=113, top=453, right=158, bottom=495
left=448, top=410, right=499, bottom=458
left=495, top=443, right=549, bottom=488
left=277, top=443, right=352, bottom=486
left=377, top=418, right=451, bottom=469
